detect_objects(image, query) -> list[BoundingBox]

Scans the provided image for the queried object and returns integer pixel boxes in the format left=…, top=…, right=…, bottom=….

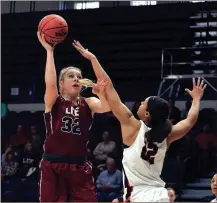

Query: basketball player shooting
left=37, top=32, right=110, bottom=202
left=73, top=40, right=206, bottom=202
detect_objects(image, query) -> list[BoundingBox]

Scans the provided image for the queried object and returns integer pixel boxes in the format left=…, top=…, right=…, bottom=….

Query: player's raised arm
left=37, top=32, right=58, bottom=112
left=73, top=41, right=137, bottom=126
left=73, top=40, right=110, bottom=82
left=84, top=79, right=111, bottom=114
left=167, top=78, right=206, bottom=144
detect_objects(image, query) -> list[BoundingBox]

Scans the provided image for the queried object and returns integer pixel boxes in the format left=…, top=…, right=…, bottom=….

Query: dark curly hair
left=146, top=96, right=172, bottom=143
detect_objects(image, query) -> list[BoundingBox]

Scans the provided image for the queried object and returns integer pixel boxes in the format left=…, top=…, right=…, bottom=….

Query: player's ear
left=59, top=80, right=63, bottom=88
left=145, top=111, right=150, bottom=118
left=59, top=81, right=64, bottom=93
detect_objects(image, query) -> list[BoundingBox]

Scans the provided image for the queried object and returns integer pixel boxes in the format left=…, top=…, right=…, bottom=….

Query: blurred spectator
left=167, top=98, right=181, bottom=124
left=9, top=124, right=27, bottom=147
left=1, top=147, right=21, bottom=202
left=18, top=142, right=38, bottom=179
left=29, top=125, right=41, bottom=153
left=1, top=148, right=19, bottom=180
left=195, top=124, right=217, bottom=175
left=181, top=100, right=192, bottom=119
left=167, top=187, right=176, bottom=202
left=2, top=145, right=13, bottom=163
left=93, top=131, right=116, bottom=170
left=2, top=144, right=22, bottom=164
left=211, top=174, right=217, bottom=202
left=96, top=159, right=122, bottom=202
left=195, top=124, right=217, bottom=150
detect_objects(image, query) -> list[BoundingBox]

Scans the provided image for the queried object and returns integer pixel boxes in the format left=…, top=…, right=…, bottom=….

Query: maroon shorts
left=39, top=159, right=97, bottom=202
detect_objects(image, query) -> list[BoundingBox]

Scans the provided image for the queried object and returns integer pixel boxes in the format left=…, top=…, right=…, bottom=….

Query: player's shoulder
left=54, top=95, right=65, bottom=105
left=51, top=95, right=66, bottom=109
left=123, top=121, right=149, bottom=149
left=83, top=96, right=100, bottom=112
left=137, top=121, right=150, bottom=138
left=79, top=97, right=92, bottom=111
left=84, top=96, right=98, bottom=104
left=142, top=120, right=150, bottom=130
left=79, top=96, right=90, bottom=104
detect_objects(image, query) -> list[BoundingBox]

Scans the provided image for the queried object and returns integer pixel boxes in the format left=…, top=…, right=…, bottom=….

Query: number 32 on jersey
left=61, top=116, right=81, bottom=135
left=141, top=141, right=158, bottom=165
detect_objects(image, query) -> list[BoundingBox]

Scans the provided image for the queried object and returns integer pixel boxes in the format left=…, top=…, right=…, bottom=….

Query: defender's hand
left=185, top=78, right=207, bottom=100
left=73, top=40, right=96, bottom=60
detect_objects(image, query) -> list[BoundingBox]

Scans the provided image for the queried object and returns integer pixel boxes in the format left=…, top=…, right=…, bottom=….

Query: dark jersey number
left=61, top=116, right=81, bottom=135
left=141, top=141, right=158, bottom=165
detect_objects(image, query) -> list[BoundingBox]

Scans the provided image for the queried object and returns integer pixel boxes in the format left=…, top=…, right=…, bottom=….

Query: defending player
left=73, top=40, right=206, bottom=202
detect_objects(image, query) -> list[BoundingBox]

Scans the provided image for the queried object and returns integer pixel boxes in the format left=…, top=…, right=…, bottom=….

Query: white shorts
left=124, top=185, right=170, bottom=202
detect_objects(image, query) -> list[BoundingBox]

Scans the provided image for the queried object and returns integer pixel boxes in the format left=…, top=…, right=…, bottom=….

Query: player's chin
left=212, top=188, right=217, bottom=194
left=70, top=87, right=81, bottom=94
left=137, top=111, right=146, bottom=122
left=137, top=110, right=141, bottom=119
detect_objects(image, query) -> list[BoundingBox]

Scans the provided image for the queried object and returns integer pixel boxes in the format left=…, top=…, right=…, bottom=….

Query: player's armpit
left=121, top=121, right=140, bottom=146
left=101, top=82, right=141, bottom=145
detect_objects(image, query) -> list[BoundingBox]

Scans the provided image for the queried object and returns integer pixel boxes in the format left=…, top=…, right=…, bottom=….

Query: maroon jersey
left=43, top=96, right=92, bottom=157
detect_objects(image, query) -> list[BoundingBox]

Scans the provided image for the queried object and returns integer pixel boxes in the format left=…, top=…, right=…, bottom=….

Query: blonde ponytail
left=80, top=78, right=95, bottom=88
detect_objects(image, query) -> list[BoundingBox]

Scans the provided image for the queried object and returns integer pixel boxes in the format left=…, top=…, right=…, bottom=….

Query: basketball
left=38, top=14, right=68, bottom=45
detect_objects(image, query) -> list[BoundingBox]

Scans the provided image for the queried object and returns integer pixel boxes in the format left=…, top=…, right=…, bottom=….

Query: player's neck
left=146, top=119, right=152, bottom=126
left=62, top=94, right=79, bottom=103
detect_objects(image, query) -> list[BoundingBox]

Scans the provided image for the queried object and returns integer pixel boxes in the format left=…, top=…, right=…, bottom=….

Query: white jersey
left=211, top=198, right=217, bottom=202
left=122, top=120, right=167, bottom=188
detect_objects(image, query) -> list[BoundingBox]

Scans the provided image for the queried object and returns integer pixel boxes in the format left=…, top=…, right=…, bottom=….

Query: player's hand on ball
left=73, top=40, right=96, bottom=60
left=185, top=77, right=207, bottom=100
left=37, top=31, right=55, bottom=51
left=92, top=80, right=108, bottom=96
